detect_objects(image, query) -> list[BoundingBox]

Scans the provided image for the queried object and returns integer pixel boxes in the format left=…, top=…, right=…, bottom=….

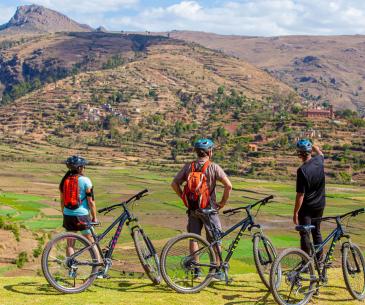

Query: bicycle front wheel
left=253, top=233, right=279, bottom=290
left=41, top=232, right=98, bottom=293
left=270, top=248, right=316, bottom=305
left=132, top=227, right=161, bottom=284
left=342, top=242, right=365, bottom=300
left=160, top=233, right=216, bottom=293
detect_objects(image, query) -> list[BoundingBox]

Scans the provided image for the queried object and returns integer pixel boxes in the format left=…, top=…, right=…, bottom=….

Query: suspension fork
left=250, top=225, right=274, bottom=263
left=342, top=235, right=361, bottom=273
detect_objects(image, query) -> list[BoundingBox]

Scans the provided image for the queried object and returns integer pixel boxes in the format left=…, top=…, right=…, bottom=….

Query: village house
left=248, top=143, right=258, bottom=152
left=304, top=105, right=334, bottom=119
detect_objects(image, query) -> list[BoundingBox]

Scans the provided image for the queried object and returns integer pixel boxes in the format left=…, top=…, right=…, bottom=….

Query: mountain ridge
left=0, top=4, right=92, bottom=34
left=167, top=31, right=365, bottom=114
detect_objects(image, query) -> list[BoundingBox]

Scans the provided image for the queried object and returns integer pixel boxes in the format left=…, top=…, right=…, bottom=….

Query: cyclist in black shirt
left=294, top=139, right=325, bottom=260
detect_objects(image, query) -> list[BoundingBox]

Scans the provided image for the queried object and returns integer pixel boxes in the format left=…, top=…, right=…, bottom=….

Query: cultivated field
left=0, top=161, right=364, bottom=279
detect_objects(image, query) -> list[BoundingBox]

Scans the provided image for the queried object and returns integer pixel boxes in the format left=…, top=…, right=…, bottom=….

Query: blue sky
left=1, top=0, right=365, bottom=36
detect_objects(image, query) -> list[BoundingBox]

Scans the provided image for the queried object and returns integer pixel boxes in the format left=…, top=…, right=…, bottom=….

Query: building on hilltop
left=248, top=143, right=258, bottom=152
left=304, top=105, right=334, bottom=119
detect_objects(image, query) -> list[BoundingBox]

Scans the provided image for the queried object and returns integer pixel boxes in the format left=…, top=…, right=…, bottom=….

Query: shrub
left=15, top=251, right=28, bottom=268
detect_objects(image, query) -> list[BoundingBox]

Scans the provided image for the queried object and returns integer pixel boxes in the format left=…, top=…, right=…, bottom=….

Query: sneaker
left=192, top=268, right=202, bottom=279
left=68, top=269, right=77, bottom=278
left=213, top=271, right=225, bottom=281
left=96, top=268, right=110, bottom=279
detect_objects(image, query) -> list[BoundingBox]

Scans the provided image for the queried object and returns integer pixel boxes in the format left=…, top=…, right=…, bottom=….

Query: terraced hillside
left=169, top=31, right=365, bottom=115
left=0, top=36, right=364, bottom=182
left=0, top=31, right=166, bottom=100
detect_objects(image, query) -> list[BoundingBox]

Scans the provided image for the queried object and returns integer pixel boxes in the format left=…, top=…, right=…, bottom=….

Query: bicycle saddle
left=295, top=225, right=315, bottom=233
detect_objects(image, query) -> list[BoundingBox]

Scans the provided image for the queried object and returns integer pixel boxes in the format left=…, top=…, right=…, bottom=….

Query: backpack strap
left=191, top=162, right=196, bottom=172
left=201, top=160, right=211, bottom=174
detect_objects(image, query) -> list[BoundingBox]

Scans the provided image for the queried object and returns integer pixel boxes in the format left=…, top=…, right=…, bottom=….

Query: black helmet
left=65, top=155, right=88, bottom=170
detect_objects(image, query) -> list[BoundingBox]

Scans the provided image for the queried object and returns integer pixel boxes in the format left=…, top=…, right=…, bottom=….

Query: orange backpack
left=63, top=174, right=82, bottom=210
left=182, top=161, right=211, bottom=210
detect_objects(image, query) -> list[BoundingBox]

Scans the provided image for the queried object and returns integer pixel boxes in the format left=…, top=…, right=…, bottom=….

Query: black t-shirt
left=296, top=155, right=326, bottom=210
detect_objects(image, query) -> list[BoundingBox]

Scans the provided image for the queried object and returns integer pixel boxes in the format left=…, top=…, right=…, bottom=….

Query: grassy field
left=0, top=161, right=365, bottom=277
left=0, top=270, right=364, bottom=305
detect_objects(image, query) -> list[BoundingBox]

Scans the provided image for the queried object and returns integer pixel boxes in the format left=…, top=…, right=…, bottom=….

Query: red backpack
left=63, top=175, right=82, bottom=210
left=182, top=161, right=211, bottom=210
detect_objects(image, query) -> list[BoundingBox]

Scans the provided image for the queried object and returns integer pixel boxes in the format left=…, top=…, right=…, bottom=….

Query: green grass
left=0, top=161, right=365, bottom=279
left=0, top=271, right=363, bottom=305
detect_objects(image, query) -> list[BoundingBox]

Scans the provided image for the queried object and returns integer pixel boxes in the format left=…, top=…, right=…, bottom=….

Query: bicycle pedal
left=97, top=273, right=111, bottom=279
left=225, top=277, right=233, bottom=285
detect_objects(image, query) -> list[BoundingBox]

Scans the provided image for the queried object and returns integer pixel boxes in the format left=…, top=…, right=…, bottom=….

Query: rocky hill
left=0, top=32, right=167, bottom=101
left=168, top=31, right=365, bottom=115
left=0, top=37, right=363, bottom=184
left=0, top=5, right=92, bottom=34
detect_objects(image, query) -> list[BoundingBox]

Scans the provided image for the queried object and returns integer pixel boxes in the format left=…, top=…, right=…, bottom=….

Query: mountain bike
left=42, top=189, right=161, bottom=293
left=160, top=195, right=279, bottom=293
left=270, top=208, right=365, bottom=305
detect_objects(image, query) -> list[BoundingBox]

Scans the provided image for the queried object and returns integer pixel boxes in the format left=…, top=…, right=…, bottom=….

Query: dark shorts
left=63, top=215, right=91, bottom=234
left=187, top=209, right=222, bottom=243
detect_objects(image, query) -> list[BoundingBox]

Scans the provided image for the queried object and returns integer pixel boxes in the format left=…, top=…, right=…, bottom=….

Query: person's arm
left=294, top=168, right=306, bottom=224
left=293, top=192, right=304, bottom=225
left=217, top=176, right=232, bottom=209
left=60, top=192, right=64, bottom=213
left=171, top=180, right=183, bottom=198
left=86, top=188, right=97, bottom=222
left=171, top=164, right=188, bottom=198
left=312, top=145, right=323, bottom=156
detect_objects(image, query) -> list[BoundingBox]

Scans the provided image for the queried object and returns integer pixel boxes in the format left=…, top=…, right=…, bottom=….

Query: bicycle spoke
left=42, top=233, right=97, bottom=293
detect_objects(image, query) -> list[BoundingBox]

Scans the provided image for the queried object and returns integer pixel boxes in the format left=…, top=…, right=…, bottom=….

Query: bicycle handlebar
left=223, top=195, right=274, bottom=215
left=98, top=189, right=148, bottom=213
left=314, top=207, right=365, bottom=222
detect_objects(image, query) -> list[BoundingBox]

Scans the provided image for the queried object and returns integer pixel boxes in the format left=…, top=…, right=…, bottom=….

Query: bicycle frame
left=196, top=205, right=269, bottom=270
left=307, top=216, right=351, bottom=281
left=69, top=204, right=135, bottom=267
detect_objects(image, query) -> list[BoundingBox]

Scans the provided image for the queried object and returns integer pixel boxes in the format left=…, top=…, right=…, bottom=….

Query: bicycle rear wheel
left=270, top=248, right=316, bottom=305
left=160, top=233, right=216, bottom=293
left=253, top=233, right=279, bottom=290
left=342, top=242, right=365, bottom=300
left=41, top=232, right=98, bottom=293
left=132, top=227, right=161, bottom=284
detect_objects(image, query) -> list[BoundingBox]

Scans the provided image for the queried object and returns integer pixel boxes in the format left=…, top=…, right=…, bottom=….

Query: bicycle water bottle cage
left=295, top=225, right=315, bottom=233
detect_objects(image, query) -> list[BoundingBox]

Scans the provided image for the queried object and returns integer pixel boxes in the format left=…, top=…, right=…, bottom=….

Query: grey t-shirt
left=173, top=158, right=227, bottom=209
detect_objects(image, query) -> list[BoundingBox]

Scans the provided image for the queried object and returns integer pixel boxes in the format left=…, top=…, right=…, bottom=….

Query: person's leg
left=311, top=208, right=324, bottom=261
left=66, top=235, right=76, bottom=257
left=63, top=216, right=76, bottom=257
left=187, top=211, right=203, bottom=271
left=203, top=213, right=222, bottom=266
left=298, top=209, right=312, bottom=256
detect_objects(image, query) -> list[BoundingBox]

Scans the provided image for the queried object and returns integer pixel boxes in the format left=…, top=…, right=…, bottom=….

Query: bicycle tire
left=342, top=242, right=365, bottom=300
left=132, top=227, right=161, bottom=285
left=41, top=232, right=98, bottom=294
left=160, top=233, right=216, bottom=294
left=253, top=233, right=279, bottom=290
left=270, top=248, right=315, bottom=305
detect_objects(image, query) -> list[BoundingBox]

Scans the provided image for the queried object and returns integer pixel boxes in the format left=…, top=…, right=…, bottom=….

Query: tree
left=171, top=148, right=178, bottom=162
left=217, top=86, right=225, bottom=95
left=291, top=103, right=303, bottom=114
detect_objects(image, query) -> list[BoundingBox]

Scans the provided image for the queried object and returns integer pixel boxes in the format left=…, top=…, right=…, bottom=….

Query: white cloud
left=0, top=4, right=17, bottom=25
left=105, top=0, right=365, bottom=36
left=4, top=0, right=365, bottom=36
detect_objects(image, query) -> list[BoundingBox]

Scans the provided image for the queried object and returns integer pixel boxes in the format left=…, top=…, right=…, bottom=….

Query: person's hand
left=293, top=213, right=299, bottom=225
left=217, top=202, right=225, bottom=210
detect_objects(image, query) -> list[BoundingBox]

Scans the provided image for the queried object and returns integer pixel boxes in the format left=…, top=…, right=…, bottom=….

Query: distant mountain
left=168, top=31, right=365, bottom=115
left=0, top=5, right=92, bottom=34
